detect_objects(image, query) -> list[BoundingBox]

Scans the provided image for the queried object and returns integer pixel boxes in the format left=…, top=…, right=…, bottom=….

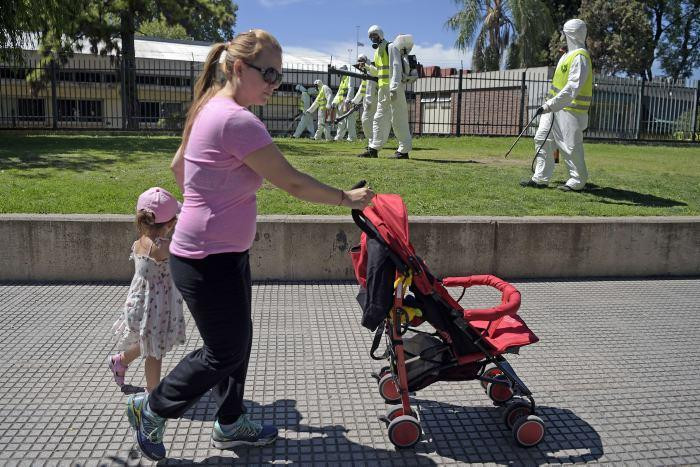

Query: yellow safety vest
left=357, top=80, right=367, bottom=98
left=314, top=87, right=327, bottom=110
left=549, top=49, right=593, bottom=113
left=333, top=76, right=350, bottom=104
left=298, top=95, right=305, bottom=111
left=374, top=42, right=390, bottom=88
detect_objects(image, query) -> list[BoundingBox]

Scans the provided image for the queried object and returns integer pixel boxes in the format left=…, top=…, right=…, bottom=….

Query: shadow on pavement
left=165, top=396, right=438, bottom=465
left=416, top=399, right=603, bottom=465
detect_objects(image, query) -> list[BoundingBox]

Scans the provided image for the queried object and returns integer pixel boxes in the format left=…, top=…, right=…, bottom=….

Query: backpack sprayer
left=328, top=66, right=378, bottom=125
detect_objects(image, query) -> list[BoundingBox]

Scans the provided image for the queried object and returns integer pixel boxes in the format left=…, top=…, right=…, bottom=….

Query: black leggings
left=148, top=251, right=252, bottom=425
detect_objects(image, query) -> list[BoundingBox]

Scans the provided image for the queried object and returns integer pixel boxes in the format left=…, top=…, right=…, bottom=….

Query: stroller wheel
left=487, top=374, right=514, bottom=404
left=512, top=415, right=545, bottom=448
left=378, top=373, right=401, bottom=404
left=386, top=405, right=417, bottom=422
left=503, top=399, right=532, bottom=429
left=388, top=415, right=422, bottom=449
left=480, top=367, right=504, bottom=390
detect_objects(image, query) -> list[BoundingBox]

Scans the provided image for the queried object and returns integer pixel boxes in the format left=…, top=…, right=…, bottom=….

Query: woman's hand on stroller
left=342, top=185, right=375, bottom=210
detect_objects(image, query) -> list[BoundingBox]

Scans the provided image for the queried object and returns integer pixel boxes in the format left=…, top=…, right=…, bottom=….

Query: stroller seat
left=469, top=315, right=539, bottom=353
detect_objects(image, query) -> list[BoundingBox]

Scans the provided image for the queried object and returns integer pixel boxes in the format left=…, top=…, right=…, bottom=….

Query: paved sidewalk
left=1, top=278, right=699, bottom=465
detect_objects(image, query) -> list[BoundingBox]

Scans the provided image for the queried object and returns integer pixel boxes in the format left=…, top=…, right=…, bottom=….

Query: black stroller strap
left=370, top=321, right=385, bottom=360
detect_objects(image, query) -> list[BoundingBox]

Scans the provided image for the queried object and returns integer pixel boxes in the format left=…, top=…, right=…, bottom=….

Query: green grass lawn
left=1, top=134, right=698, bottom=216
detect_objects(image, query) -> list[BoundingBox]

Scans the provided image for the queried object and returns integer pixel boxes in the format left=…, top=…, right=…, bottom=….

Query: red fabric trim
left=442, top=275, right=521, bottom=321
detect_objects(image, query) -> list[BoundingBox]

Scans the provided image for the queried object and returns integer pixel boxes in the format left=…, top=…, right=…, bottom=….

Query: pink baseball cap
left=136, top=187, right=180, bottom=223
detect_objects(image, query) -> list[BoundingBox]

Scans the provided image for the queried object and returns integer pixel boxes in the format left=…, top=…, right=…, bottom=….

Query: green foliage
left=657, top=0, right=700, bottom=81
left=138, top=16, right=192, bottom=41
left=446, top=0, right=553, bottom=71
left=580, top=0, right=655, bottom=77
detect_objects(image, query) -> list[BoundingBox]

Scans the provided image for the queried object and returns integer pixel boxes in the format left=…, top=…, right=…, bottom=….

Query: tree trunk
left=120, top=7, right=139, bottom=130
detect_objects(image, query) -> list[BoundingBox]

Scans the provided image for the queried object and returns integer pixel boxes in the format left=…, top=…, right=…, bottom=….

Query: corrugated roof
left=133, top=36, right=347, bottom=67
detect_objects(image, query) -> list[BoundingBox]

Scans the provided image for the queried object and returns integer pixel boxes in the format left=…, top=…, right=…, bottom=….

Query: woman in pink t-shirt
left=125, top=29, right=374, bottom=461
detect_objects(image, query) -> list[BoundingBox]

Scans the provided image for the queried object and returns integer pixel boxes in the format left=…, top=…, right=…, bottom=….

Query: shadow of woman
left=160, top=396, right=439, bottom=465
left=415, top=399, right=603, bottom=465
left=581, top=183, right=686, bottom=208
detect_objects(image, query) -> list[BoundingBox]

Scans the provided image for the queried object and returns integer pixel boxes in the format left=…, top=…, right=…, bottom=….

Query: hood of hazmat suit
left=562, top=19, right=586, bottom=52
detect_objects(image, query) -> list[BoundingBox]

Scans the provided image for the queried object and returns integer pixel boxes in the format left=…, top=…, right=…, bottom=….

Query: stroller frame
left=351, top=201, right=546, bottom=449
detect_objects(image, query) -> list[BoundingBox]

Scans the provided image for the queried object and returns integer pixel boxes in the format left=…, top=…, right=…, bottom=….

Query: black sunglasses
left=245, top=62, right=283, bottom=85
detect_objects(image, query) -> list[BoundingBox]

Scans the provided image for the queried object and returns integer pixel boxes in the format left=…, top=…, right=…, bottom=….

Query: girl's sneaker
left=211, top=414, right=278, bottom=449
left=107, top=354, right=127, bottom=387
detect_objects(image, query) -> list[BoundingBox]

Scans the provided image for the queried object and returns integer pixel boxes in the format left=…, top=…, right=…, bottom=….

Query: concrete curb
left=1, top=214, right=699, bottom=281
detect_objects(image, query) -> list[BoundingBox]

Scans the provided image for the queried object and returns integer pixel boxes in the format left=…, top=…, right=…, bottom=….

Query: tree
left=3, top=0, right=237, bottom=128
left=446, top=0, right=553, bottom=72
left=506, top=0, right=554, bottom=68
left=657, top=0, right=700, bottom=81
left=139, top=16, right=192, bottom=41
left=579, top=0, right=655, bottom=77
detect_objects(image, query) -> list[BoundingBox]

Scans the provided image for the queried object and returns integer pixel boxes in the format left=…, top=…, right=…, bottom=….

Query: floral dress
left=113, top=240, right=186, bottom=360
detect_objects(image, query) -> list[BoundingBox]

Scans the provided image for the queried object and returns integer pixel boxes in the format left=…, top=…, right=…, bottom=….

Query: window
left=58, top=71, right=74, bottom=82
left=136, top=74, right=158, bottom=85
left=1, top=67, right=27, bottom=80
left=139, top=101, right=160, bottom=122
left=16, top=98, right=45, bottom=121
left=161, top=102, right=182, bottom=117
left=102, top=73, right=119, bottom=83
left=57, top=99, right=103, bottom=122
left=75, top=71, right=101, bottom=83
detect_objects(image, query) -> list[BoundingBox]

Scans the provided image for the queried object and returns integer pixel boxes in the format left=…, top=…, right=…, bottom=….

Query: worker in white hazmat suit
left=293, top=84, right=314, bottom=138
left=352, top=54, right=378, bottom=145
left=306, top=79, right=334, bottom=141
left=358, top=28, right=416, bottom=159
left=520, top=18, right=592, bottom=191
left=357, top=25, right=389, bottom=158
left=333, top=66, right=357, bottom=141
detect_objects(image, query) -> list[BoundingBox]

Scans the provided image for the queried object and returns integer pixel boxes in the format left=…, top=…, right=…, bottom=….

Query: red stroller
left=350, top=193, right=545, bottom=449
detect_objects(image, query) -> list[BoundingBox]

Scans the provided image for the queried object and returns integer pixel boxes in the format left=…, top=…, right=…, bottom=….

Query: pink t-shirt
left=170, top=96, right=272, bottom=259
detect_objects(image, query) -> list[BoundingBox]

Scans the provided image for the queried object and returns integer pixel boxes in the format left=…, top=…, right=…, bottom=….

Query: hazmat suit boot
left=357, top=147, right=378, bottom=158
left=390, top=151, right=409, bottom=160
left=520, top=179, right=547, bottom=188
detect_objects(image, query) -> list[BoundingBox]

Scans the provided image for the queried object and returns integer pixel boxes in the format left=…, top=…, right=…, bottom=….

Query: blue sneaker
left=211, top=414, right=278, bottom=449
left=126, top=394, right=167, bottom=461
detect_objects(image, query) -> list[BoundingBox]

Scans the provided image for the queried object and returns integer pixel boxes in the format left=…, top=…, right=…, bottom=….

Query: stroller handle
left=350, top=180, right=372, bottom=235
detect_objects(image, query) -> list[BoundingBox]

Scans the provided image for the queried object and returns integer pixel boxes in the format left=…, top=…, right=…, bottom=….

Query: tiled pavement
left=0, top=278, right=699, bottom=465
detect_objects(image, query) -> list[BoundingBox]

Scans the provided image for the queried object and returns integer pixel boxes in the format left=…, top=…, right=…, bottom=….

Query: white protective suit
left=370, top=34, right=417, bottom=156
left=355, top=56, right=378, bottom=143
left=333, top=71, right=356, bottom=141
left=293, top=84, right=315, bottom=138
left=531, top=19, right=590, bottom=190
left=307, top=80, right=334, bottom=141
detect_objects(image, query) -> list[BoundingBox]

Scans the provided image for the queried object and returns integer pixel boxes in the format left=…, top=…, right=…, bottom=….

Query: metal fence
left=1, top=58, right=698, bottom=142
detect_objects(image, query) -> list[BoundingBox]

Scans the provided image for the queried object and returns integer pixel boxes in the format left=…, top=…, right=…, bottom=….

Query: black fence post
left=456, top=69, right=463, bottom=136
left=691, top=80, right=699, bottom=142
left=50, top=61, right=58, bottom=130
left=190, top=61, right=195, bottom=101
left=120, top=59, right=127, bottom=130
left=635, top=79, right=645, bottom=140
left=518, top=71, right=526, bottom=134
left=326, top=64, right=332, bottom=87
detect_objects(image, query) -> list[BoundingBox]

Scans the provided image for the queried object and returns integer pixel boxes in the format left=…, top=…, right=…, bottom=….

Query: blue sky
left=235, top=0, right=473, bottom=67
left=235, top=0, right=700, bottom=81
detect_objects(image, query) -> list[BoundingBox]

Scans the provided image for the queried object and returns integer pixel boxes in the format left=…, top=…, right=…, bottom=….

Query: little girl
left=108, top=187, right=186, bottom=393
